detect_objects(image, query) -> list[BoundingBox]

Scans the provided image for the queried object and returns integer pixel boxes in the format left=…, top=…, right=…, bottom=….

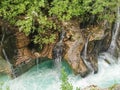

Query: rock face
left=0, top=56, right=11, bottom=74
left=0, top=18, right=114, bottom=78
left=83, top=84, right=120, bottom=90
left=0, top=18, right=36, bottom=77
left=62, top=20, right=89, bottom=77
left=0, top=18, right=56, bottom=77
left=61, top=20, right=112, bottom=77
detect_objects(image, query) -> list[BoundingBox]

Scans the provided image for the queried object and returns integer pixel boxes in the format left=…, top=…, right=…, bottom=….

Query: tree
left=0, top=0, right=118, bottom=49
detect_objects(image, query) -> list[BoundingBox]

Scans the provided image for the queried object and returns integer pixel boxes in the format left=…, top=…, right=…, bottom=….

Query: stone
left=63, top=20, right=89, bottom=77
left=0, top=56, right=11, bottom=74
left=0, top=18, right=115, bottom=78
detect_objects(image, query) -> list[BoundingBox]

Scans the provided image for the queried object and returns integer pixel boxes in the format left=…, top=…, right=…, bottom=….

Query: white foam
left=1, top=54, right=120, bottom=90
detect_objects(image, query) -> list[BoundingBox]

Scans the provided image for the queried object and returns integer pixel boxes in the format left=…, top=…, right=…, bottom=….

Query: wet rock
left=15, top=32, right=30, bottom=48
left=81, top=26, right=112, bottom=74
left=0, top=56, right=11, bottom=74
left=0, top=17, right=116, bottom=78
left=0, top=18, right=58, bottom=77
left=0, top=21, right=36, bottom=77
left=83, top=84, right=120, bottom=90
left=83, top=85, right=102, bottom=90
left=63, top=20, right=89, bottom=77
left=62, top=20, right=113, bottom=76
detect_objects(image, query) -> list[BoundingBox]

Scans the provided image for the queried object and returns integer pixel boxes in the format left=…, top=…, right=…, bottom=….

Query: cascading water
left=108, top=7, right=120, bottom=53
left=2, top=49, right=16, bottom=78
left=101, top=7, right=120, bottom=64
left=1, top=57, right=120, bottom=90
left=1, top=7, right=120, bottom=90
left=54, top=54, right=62, bottom=71
left=36, top=58, right=39, bottom=72
left=82, top=36, right=94, bottom=73
left=0, top=28, right=16, bottom=78
left=52, top=30, right=65, bottom=70
left=83, top=38, right=89, bottom=60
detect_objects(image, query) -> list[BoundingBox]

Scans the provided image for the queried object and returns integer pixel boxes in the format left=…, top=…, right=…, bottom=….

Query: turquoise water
left=0, top=73, right=9, bottom=83
left=1, top=55, right=120, bottom=90
left=0, top=60, right=72, bottom=90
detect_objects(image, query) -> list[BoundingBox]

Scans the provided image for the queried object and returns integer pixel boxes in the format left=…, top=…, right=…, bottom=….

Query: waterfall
left=107, top=7, right=120, bottom=58
left=53, top=42, right=62, bottom=70
left=101, top=7, right=120, bottom=64
left=2, top=49, right=16, bottom=78
left=54, top=55, right=62, bottom=71
left=83, top=37, right=89, bottom=60
left=82, top=37, right=94, bottom=72
left=0, top=28, right=16, bottom=78
left=1, top=7, right=120, bottom=90
left=52, top=30, right=65, bottom=70
left=36, top=58, right=39, bottom=72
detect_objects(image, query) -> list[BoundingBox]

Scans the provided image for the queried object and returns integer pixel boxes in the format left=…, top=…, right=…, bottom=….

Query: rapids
left=0, top=55, right=120, bottom=90
left=0, top=6, right=120, bottom=90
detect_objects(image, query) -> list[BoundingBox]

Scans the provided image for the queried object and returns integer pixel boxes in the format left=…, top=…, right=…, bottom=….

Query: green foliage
left=0, top=0, right=57, bottom=48
left=0, top=0, right=118, bottom=48
left=0, top=82, right=9, bottom=90
left=76, top=87, right=81, bottom=90
left=50, top=0, right=118, bottom=22
left=60, top=68, right=81, bottom=90
left=60, top=68, right=73, bottom=90
left=49, top=0, right=82, bottom=20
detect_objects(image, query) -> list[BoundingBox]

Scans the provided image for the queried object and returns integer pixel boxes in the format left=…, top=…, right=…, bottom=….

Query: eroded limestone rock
left=0, top=18, right=116, bottom=78
left=62, top=20, right=89, bottom=77
left=62, top=20, right=113, bottom=77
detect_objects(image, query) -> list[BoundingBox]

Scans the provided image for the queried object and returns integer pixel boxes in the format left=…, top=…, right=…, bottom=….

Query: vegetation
left=0, top=0, right=119, bottom=49
left=60, top=68, right=73, bottom=90
left=60, top=68, right=81, bottom=90
left=60, top=68, right=120, bottom=90
left=0, top=82, right=9, bottom=90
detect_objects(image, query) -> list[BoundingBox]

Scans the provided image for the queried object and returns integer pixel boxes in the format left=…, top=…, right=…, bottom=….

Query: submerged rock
left=0, top=56, right=11, bottom=74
